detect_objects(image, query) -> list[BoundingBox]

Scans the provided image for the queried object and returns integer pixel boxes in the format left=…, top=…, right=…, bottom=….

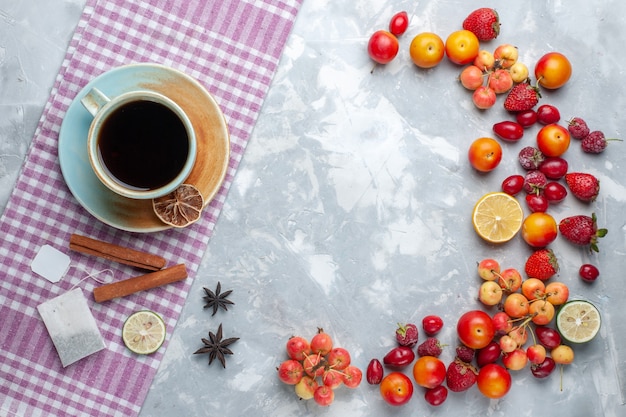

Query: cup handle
left=80, top=87, right=110, bottom=117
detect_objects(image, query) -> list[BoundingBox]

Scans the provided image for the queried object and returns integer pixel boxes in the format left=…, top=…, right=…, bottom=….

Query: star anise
left=193, top=323, right=239, bottom=368
left=202, top=281, right=234, bottom=316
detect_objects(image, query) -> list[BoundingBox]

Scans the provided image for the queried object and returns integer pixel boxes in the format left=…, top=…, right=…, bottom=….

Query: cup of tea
left=80, top=87, right=197, bottom=199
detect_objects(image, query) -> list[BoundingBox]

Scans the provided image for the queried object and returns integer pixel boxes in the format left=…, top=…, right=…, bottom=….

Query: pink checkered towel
left=0, top=0, right=301, bottom=416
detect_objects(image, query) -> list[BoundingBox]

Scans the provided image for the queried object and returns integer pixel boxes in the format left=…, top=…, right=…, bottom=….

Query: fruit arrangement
left=358, top=283, right=601, bottom=407
left=366, top=318, right=471, bottom=406
left=277, top=328, right=362, bottom=406
left=467, top=97, right=612, bottom=258
left=271, top=5, right=618, bottom=408
left=472, top=258, right=601, bottom=384
left=367, top=11, right=409, bottom=69
left=365, top=8, right=581, bottom=115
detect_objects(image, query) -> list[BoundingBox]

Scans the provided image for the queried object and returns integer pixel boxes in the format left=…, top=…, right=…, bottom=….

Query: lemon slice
left=556, top=300, right=601, bottom=344
left=122, top=310, right=166, bottom=355
left=472, top=192, right=523, bottom=243
left=152, top=183, right=204, bottom=228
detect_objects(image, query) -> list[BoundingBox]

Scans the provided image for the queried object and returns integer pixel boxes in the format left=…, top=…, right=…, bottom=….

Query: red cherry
left=424, top=385, right=448, bottom=406
left=525, top=194, right=549, bottom=213
left=539, top=157, right=568, bottom=180
left=543, top=182, right=567, bottom=203
left=493, top=121, right=524, bottom=141
left=389, top=11, right=409, bottom=36
left=476, top=341, right=502, bottom=367
left=536, top=104, right=561, bottom=125
left=535, top=326, right=561, bottom=349
left=531, top=357, right=556, bottom=378
left=422, top=315, right=444, bottom=336
left=501, top=175, right=524, bottom=196
left=579, top=264, right=599, bottom=282
left=516, top=110, right=538, bottom=128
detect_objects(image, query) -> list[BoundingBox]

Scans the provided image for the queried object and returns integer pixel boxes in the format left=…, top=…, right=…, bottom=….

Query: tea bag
left=37, top=288, right=107, bottom=367
left=31, top=244, right=71, bottom=283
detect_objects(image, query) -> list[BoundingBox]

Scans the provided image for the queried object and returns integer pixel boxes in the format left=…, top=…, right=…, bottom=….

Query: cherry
left=536, top=104, right=561, bottom=125
left=493, top=121, right=524, bottom=141
left=424, top=385, right=448, bottom=406
left=535, top=326, right=561, bottom=349
left=476, top=341, right=502, bottom=367
left=366, top=358, right=384, bottom=385
left=579, top=264, right=600, bottom=282
left=501, top=174, right=524, bottom=196
left=525, top=194, right=549, bottom=213
left=516, top=109, right=538, bottom=128
left=539, top=156, right=568, bottom=179
left=422, top=315, right=444, bottom=336
left=389, top=11, right=409, bottom=36
left=543, top=182, right=567, bottom=203
left=531, top=357, right=556, bottom=378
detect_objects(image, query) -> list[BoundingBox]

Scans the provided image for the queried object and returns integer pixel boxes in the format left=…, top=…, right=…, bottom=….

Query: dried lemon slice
left=122, top=310, right=166, bottom=355
left=472, top=192, right=523, bottom=243
left=152, top=184, right=204, bottom=228
left=556, top=300, right=601, bottom=344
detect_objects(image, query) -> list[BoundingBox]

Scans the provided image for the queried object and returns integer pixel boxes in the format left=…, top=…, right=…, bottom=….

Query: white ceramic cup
left=81, top=87, right=196, bottom=199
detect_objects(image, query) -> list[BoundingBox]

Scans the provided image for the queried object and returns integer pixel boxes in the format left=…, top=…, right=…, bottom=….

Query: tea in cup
left=81, top=87, right=196, bottom=199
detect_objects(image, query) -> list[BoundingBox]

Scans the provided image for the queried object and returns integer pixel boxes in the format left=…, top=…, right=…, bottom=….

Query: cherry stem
left=529, top=326, right=538, bottom=346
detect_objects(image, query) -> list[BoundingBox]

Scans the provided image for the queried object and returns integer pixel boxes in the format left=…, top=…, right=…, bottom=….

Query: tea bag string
left=68, top=264, right=114, bottom=291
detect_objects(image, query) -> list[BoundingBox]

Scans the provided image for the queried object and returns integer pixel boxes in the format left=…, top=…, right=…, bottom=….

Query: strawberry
left=581, top=130, right=622, bottom=154
left=567, top=117, right=590, bottom=139
left=523, top=170, right=547, bottom=195
left=559, top=213, right=607, bottom=252
left=504, top=79, right=541, bottom=112
left=446, top=359, right=478, bottom=392
left=462, top=8, right=500, bottom=41
left=518, top=146, right=545, bottom=170
left=524, top=249, right=559, bottom=281
left=565, top=172, right=600, bottom=202
left=395, top=323, right=419, bottom=347
left=455, top=345, right=475, bottom=363
left=417, top=337, right=445, bottom=357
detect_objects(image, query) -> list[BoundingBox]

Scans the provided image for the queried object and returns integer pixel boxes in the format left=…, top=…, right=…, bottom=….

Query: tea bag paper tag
left=31, top=244, right=71, bottom=283
left=37, top=288, right=107, bottom=367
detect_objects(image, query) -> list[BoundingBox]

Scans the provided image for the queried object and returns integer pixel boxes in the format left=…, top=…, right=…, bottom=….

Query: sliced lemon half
left=556, top=300, right=601, bottom=344
left=153, top=183, right=204, bottom=228
left=122, top=310, right=166, bottom=355
left=472, top=192, right=523, bottom=243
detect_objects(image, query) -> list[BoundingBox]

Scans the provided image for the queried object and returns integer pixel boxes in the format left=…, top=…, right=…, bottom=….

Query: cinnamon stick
left=93, top=263, right=188, bottom=303
left=69, top=233, right=166, bottom=271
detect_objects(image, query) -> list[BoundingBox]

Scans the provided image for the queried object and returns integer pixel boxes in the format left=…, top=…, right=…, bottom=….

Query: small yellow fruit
left=509, top=61, right=529, bottom=83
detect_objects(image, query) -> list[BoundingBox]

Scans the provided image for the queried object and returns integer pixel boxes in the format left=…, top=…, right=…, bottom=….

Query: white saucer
left=58, top=63, right=230, bottom=233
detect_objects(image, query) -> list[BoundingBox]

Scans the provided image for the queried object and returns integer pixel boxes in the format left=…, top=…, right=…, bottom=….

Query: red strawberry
left=395, top=323, right=419, bottom=347
left=417, top=337, right=445, bottom=357
left=559, top=213, right=607, bottom=252
left=504, top=79, right=541, bottom=112
left=518, top=146, right=545, bottom=170
left=446, top=359, right=478, bottom=392
left=462, top=8, right=500, bottom=41
left=455, top=345, right=475, bottom=363
left=581, top=130, right=622, bottom=154
left=567, top=117, right=590, bottom=139
left=523, top=170, right=547, bottom=195
left=564, top=172, right=600, bottom=202
left=524, top=249, right=559, bottom=281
